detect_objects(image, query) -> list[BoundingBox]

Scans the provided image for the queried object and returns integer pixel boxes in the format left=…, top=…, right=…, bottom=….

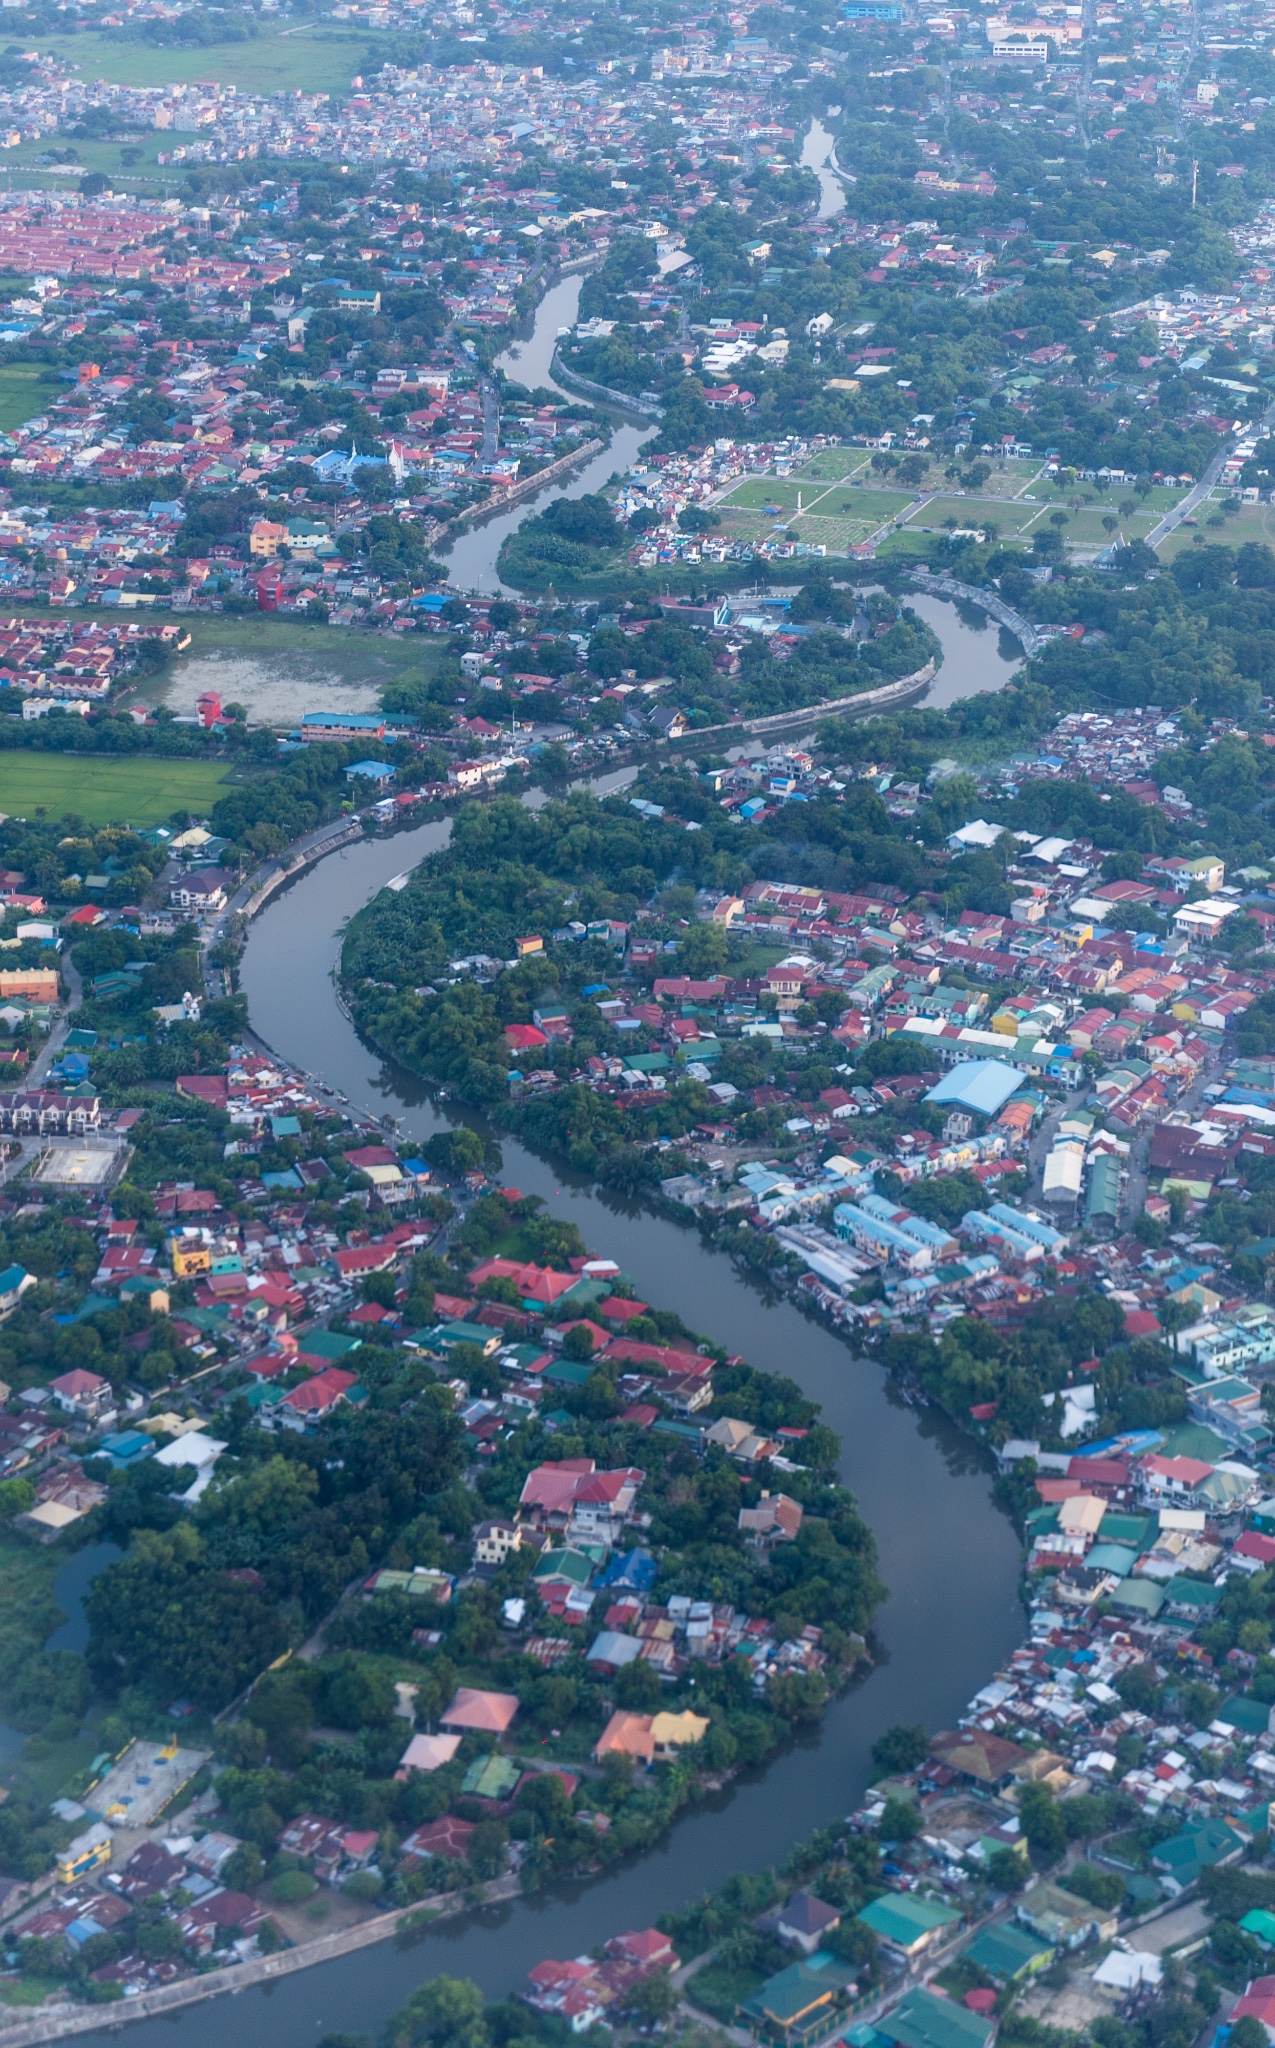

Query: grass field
left=0, top=367, right=50, bottom=435
left=796, top=449, right=873, bottom=481
left=35, top=26, right=367, bottom=92
left=0, top=754, right=230, bottom=827
left=903, top=494, right=1043, bottom=537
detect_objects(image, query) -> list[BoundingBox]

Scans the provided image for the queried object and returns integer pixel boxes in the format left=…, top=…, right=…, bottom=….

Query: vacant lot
left=0, top=368, right=50, bottom=435
left=0, top=753, right=230, bottom=827
left=36, top=26, right=364, bottom=91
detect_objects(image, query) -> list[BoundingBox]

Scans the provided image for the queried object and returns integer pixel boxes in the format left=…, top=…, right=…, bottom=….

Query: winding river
left=69, top=228, right=1031, bottom=2048
left=69, top=802, right=1024, bottom=2048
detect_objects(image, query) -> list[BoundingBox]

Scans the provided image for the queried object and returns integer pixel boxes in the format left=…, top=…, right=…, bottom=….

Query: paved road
left=27, top=952, right=82, bottom=1088
left=1145, top=396, right=1275, bottom=548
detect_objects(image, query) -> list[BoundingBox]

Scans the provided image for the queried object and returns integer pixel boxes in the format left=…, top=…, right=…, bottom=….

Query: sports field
left=0, top=754, right=230, bottom=827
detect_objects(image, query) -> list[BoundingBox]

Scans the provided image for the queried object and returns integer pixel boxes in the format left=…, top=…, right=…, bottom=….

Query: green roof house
left=531, top=1548, right=594, bottom=1591
left=962, top=1924, right=1053, bottom=1983
left=1163, top=1576, right=1223, bottom=1621
left=876, top=1987, right=994, bottom=2048
left=1151, top=1816, right=1245, bottom=1896
left=461, top=1753, right=523, bottom=1801
left=856, top=1894, right=960, bottom=1958
left=738, top=1956, right=855, bottom=2044
left=1241, top=1909, right=1275, bottom=1949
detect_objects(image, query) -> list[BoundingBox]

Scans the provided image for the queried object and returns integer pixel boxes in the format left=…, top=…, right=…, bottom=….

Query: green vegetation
left=0, top=754, right=231, bottom=829
left=0, top=367, right=50, bottom=435
left=33, top=27, right=366, bottom=92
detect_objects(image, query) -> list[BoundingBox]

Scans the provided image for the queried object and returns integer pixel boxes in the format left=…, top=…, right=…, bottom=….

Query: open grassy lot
left=0, top=753, right=231, bottom=827
left=814, top=486, right=913, bottom=520
left=720, top=478, right=813, bottom=511
left=903, top=494, right=1044, bottom=537
left=0, top=367, right=51, bottom=434
left=795, top=448, right=873, bottom=481
left=1157, top=502, right=1271, bottom=560
left=34, top=26, right=365, bottom=92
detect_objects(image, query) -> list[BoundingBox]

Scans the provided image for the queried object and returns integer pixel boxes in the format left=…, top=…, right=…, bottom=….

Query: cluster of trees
left=880, top=1300, right=1185, bottom=1455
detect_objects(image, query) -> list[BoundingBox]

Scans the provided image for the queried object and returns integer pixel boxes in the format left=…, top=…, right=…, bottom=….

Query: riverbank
left=0, top=1876, right=522, bottom=2047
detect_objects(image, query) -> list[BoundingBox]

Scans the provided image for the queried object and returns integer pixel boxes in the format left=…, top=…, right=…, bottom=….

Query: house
left=926, top=1728, right=1034, bottom=1789
left=474, top=1520, right=522, bottom=1565
left=649, top=706, right=690, bottom=740
left=605, top=1928, right=678, bottom=1970
left=177, top=1888, right=270, bottom=1955
left=439, top=1687, right=520, bottom=1735
left=107, top=1839, right=187, bottom=1903
left=962, top=1923, right=1053, bottom=1983
left=595, top=1710, right=657, bottom=1764
left=570, top=1467, right=646, bottom=1541
left=519, top=1458, right=644, bottom=1532
left=400, top=1815, right=474, bottom=1863
left=706, top=1416, right=781, bottom=1462
left=0, top=1264, right=35, bottom=1317
left=650, top=1709, right=709, bottom=1760
left=1151, top=1815, right=1245, bottom=1894
left=58, top=1822, right=112, bottom=1885
left=47, top=1368, right=113, bottom=1422
left=394, top=1732, right=460, bottom=1778
left=855, top=1893, right=960, bottom=1959
left=587, top=1631, right=644, bottom=1674
left=739, top=1491, right=803, bottom=1545
left=169, top=870, right=233, bottom=913
left=775, top=1891, right=843, bottom=1955
left=278, top=1367, right=358, bottom=1427
left=1016, top=1882, right=1118, bottom=1948
left=875, top=1986, right=994, bottom=2048
left=1229, top=1976, right=1275, bottom=2042
left=738, top=1956, right=855, bottom=2044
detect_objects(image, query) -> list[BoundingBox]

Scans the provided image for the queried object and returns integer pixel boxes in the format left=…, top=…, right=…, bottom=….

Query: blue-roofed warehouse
left=925, top=1059, right=1023, bottom=1118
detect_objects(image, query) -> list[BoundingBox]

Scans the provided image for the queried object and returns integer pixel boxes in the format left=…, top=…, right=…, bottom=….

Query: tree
left=1017, top=1781, right=1066, bottom=1866
left=613, top=1659, right=662, bottom=1711
left=878, top=1796, right=921, bottom=1843
left=627, top=1973, right=678, bottom=2027
left=317, top=1653, right=396, bottom=1731
left=985, top=1846, right=1027, bottom=1892
left=541, top=494, right=620, bottom=549
left=466, top=1819, right=509, bottom=1880
left=390, top=1977, right=490, bottom=2048
left=870, top=1724, right=928, bottom=1776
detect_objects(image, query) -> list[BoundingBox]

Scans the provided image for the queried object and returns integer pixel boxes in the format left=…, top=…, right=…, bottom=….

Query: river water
left=65, top=820, right=1023, bottom=2048
left=443, top=275, right=655, bottom=596
left=801, top=119, right=847, bottom=222
left=909, top=593, right=1023, bottom=708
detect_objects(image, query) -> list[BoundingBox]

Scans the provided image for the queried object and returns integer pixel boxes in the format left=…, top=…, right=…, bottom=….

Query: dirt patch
left=160, top=652, right=384, bottom=727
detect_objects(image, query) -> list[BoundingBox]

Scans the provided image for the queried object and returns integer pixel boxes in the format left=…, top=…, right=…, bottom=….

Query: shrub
left=270, top=1871, right=319, bottom=1904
